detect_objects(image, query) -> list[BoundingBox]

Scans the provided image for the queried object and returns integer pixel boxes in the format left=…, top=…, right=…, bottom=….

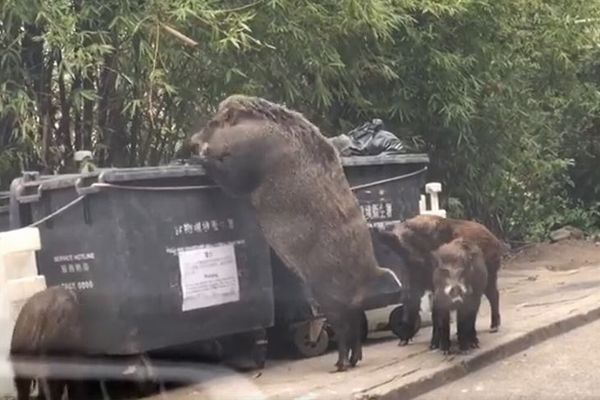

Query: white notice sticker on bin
left=178, top=243, right=240, bottom=311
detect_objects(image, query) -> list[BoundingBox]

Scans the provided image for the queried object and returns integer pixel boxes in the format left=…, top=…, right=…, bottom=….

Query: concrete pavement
left=415, top=318, right=600, bottom=400
left=143, top=263, right=600, bottom=400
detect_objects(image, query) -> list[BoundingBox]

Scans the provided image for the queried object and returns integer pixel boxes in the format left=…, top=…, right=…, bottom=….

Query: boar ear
left=460, top=239, right=480, bottom=264
left=431, top=251, right=442, bottom=267
left=219, top=106, right=254, bottom=126
left=430, top=252, right=444, bottom=274
left=223, top=108, right=238, bottom=124
left=403, top=216, right=426, bottom=233
left=435, top=218, right=454, bottom=243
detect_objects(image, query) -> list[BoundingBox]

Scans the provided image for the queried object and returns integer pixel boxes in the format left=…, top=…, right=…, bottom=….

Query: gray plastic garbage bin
left=9, top=165, right=274, bottom=358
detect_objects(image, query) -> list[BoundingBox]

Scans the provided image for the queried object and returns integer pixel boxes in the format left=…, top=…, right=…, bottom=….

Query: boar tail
left=354, top=268, right=403, bottom=310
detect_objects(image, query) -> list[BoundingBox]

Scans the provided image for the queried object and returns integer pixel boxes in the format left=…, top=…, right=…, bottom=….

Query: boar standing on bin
left=191, top=95, right=403, bottom=371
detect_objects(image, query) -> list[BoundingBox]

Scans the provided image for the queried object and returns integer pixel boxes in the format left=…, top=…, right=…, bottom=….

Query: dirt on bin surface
left=132, top=238, right=600, bottom=400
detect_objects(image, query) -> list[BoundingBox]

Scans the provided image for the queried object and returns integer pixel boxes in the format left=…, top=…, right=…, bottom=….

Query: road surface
left=416, top=318, right=600, bottom=400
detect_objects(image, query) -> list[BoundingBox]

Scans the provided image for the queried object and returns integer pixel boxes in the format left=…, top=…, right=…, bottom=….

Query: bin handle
left=15, top=182, right=43, bottom=203
left=27, top=195, right=86, bottom=228
left=75, top=176, right=102, bottom=195
left=350, top=166, right=428, bottom=192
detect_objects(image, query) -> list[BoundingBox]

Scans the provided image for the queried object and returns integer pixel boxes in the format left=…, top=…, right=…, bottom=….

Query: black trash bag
left=328, top=119, right=406, bottom=156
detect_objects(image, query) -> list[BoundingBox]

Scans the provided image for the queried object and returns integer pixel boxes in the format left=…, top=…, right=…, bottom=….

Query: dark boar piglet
left=430, top=238, right=488, bottom=354
left=370, top=226, right=437, bottom=345
left=10, top=286, right=94, bottom=400
left=191, top=95, right=403, bottom=371
left=370, top=227, right=424, bottom=344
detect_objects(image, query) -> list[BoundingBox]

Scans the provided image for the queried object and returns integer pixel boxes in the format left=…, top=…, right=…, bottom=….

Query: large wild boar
left=372, top=214, right=505, bottom=343
left=430, top=238, right=488, bottom=354
left=191, top=95, right=403, bottom=371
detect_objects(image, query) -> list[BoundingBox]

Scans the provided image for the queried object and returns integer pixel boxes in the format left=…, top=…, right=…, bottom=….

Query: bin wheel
left=389, top=305, right=404, bottom=337
left=414, top=313, right=422, bottom=334
left=121, top=355, right=161, bottom=397
left=293, top=323, right=330, bottom=358
left=389, top=306, right=422, bottom=339
left=251, top=330, right=268, bottom=369
left=252, top=346, right=267, bottom=369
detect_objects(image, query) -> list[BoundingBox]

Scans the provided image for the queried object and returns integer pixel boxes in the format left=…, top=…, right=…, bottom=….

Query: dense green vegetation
left=2, top=0, right=600, bottom=241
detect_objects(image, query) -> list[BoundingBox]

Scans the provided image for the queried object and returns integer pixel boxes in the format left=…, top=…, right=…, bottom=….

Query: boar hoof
left=334, top=360, right=350, bottom=372
left=440, top=342, right=451, bottom=354
left=397, top=329, right=416, bottom=343
left=349, top=350, right=362, bottom=367
left=490, top=317, right=501, bottom=333
left=398, top=339, right=410, bottom=346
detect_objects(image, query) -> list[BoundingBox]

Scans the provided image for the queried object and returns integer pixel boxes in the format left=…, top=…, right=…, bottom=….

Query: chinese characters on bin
left=360, top=202, right=393, bottom=220
left=174, top=218, right=235, bottom=237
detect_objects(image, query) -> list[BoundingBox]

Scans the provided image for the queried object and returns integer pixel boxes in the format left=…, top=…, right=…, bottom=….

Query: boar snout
left=444, top=282, right=467, bottom=304
left=197, top=142, right=210, bottom=159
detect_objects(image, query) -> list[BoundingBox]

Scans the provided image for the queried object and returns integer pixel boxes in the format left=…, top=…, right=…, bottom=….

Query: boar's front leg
left=439, top=311, right=451, bottom=355
left=458, top=296, right=482, bottom=351
left=457, top=307, right=471, bottom=352
left=429, top=307, right=439, bottom=350
left=399, top=289, right=423, bottom=346
left=434, top=304, right=451, bottom=355
left=468, top=295, right=483, bottom=349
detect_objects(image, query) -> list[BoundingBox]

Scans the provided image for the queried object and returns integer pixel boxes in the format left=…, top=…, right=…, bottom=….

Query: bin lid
left=11, top=165, right=211, bottom=204
left=12, top=173, right=92, bottom=192
left=97, top=165, right=207, bottom=183
left=341, top=153, right=430, bottom=166
left=14, top=165, right=207, bottom=191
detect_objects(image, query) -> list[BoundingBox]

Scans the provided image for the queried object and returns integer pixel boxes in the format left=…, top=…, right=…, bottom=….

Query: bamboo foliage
left=2, top=0, right=600, bottom=239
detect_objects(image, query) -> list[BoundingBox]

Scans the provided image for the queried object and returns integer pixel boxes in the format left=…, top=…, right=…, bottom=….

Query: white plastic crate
left=0, top=227, right=45, bottom=398
left=5, top=275, right=47, bottom=322
left=0, top=227, right=41, bottom=255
